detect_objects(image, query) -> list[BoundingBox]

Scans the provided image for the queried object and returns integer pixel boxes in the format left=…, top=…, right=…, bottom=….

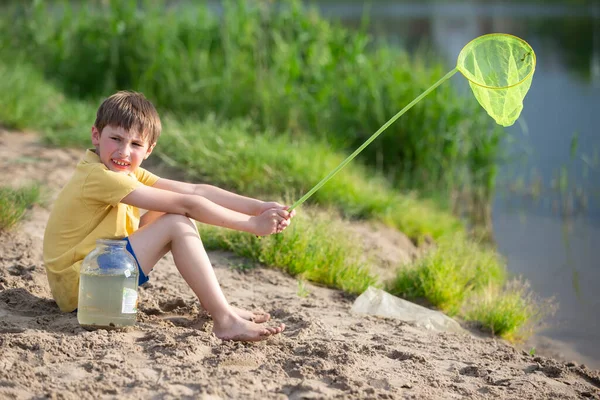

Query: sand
left=1, top=130, right=599, bottom=399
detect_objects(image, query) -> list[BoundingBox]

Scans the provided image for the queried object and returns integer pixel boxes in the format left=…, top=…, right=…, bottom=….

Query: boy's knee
left=161, top=213, right=198, bottom=235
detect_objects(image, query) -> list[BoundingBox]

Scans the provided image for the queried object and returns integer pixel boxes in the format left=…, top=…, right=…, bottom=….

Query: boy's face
left=91, top=125, right=155, bottom=174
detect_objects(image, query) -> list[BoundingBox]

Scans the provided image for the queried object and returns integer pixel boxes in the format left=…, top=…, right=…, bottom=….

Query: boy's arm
left=121, top=185, right=289, bottom=236
left=152, top=178, right=282, bottom=216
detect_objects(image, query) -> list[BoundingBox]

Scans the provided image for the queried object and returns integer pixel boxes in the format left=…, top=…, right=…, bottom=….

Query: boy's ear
left=91, top=126, right=101, bottom=146
left=144, top=142, right=156, bottom=160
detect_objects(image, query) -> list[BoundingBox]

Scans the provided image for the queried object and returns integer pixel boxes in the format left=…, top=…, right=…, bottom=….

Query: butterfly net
left=456, top=33, right=536, bottom=127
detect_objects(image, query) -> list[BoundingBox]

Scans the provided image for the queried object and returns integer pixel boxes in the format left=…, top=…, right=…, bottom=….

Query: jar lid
left=96, top=238, right=128, bottom=246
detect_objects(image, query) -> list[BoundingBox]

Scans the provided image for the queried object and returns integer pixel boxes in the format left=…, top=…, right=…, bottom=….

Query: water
left=308, top=1, right=600, bottom=367
left=77, top=273, right=139, bottom=329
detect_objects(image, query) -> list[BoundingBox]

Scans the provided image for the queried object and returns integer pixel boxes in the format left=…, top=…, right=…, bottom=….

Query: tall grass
left=387, top=236, right=550, bottom=339
left=0, top=185, right=41, bottom=230
left=1, top=0, right=504, bottom=204
left=387, top=235, right=506, bottom=316
left=0, top=61, right=94, bottom=146
left=464, top=280, right=551, bottom=341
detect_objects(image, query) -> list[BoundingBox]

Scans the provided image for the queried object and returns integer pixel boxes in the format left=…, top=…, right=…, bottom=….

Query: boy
left=43, top=91, right=294, bottom=342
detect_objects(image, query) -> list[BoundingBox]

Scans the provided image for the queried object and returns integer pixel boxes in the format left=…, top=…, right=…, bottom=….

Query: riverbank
left=1, top=132, right=598, bottom=399
left=0, top=0, right=556, bottom=340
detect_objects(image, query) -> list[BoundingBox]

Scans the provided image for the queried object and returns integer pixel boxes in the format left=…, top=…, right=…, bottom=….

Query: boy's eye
left=111, top=137, right=120, bottom=141
left=133, top=142, right=143, bottom=147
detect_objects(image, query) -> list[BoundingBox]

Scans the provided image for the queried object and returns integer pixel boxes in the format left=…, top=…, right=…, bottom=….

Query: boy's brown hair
left=94, top=91, right=162, bottom=145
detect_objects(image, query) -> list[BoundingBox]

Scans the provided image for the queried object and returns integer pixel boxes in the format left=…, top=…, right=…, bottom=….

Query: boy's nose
left=119, top=144, right=131, bottom=157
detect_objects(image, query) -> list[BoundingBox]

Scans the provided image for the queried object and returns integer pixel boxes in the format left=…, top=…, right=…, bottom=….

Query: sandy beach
left=1, top=131, right=598, bottom=399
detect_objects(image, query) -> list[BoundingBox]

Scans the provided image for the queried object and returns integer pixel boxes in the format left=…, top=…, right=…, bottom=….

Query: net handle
left=288, top=67, right=459, bottom=212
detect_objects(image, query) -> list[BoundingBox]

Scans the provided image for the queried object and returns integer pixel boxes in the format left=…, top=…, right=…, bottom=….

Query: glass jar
left=77, top=239, right=139, bottom=329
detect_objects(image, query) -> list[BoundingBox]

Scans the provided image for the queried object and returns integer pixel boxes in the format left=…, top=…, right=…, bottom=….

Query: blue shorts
left=95, top=237, right=149, bottom=286
left=124, top=237, right=149, bottom=286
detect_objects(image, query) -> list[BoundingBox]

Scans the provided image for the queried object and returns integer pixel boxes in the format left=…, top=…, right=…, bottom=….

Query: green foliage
left=464, top=280, right=550, bottom=340
left=296, top=279, right=311, bottom=298
left=387, top=235, right=506, bottom=316
left=200, top=208, right=378, bottom=295
left=0, top=62, right=94, bottom=147
left=387, top=237, right=547, bottom=340
left=1, top=0, right=503, bottom=202
left=529, top=347, right=536, bottom=356
left=0, top=184, right=41, bottom=230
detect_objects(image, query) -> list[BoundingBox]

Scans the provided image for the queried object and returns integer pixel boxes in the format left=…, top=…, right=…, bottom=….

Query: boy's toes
left=252, top=312, right=270, bottom=324
left=266, top=323, right=285, bottom=334
left=260, top=328, right=271, bottom=337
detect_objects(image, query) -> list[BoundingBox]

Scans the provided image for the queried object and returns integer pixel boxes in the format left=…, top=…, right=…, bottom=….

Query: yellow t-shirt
left=43, top=149, right=160, bottom=312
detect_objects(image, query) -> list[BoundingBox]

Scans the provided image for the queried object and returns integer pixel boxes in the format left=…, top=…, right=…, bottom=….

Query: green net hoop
left=457, top=33, right=536, bottom=127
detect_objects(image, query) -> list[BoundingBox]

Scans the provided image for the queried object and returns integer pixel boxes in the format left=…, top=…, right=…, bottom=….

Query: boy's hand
left=250, top=208, right=294, bottom=236
left=256, top=201, right=296, bottom=219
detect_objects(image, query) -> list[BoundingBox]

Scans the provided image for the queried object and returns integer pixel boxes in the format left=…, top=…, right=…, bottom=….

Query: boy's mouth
left=111, top=159, right=130, bottom=169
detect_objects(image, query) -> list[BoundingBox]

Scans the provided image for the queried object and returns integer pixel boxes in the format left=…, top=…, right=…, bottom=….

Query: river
left=309, top=1, right=600, bottom=367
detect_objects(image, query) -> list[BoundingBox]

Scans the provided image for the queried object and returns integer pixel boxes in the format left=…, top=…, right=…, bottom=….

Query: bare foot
left=213, top=314, right=285, bottom=342
left=231, top=306, right=270, bottom=323
left=203, top=304, right=271, bottom=323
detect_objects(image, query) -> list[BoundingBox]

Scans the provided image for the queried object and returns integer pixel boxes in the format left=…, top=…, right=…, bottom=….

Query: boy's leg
left=138, top=211, right=271, bottom=323
left=129, top=213, right=284, bottom=341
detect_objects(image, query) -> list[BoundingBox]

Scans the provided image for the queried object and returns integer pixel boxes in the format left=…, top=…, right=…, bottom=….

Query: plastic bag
left=351, top=287, right=466, bottom=334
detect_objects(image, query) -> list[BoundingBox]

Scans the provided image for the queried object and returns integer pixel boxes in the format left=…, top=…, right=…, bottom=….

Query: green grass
left=296, top=279, right=311, bottom=298
left=464, top=280, right=550, bottom=341
left=386, top=237, right=551, bottom=339
left=0, top=184, right=41, bottom=230
left=387, top=236, right=507, bottom=316
left=0, top=0, right=503, bottom=205
left=200, top=207, right=378, bottom=295
left=0, top=61, right=94, bottom=147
